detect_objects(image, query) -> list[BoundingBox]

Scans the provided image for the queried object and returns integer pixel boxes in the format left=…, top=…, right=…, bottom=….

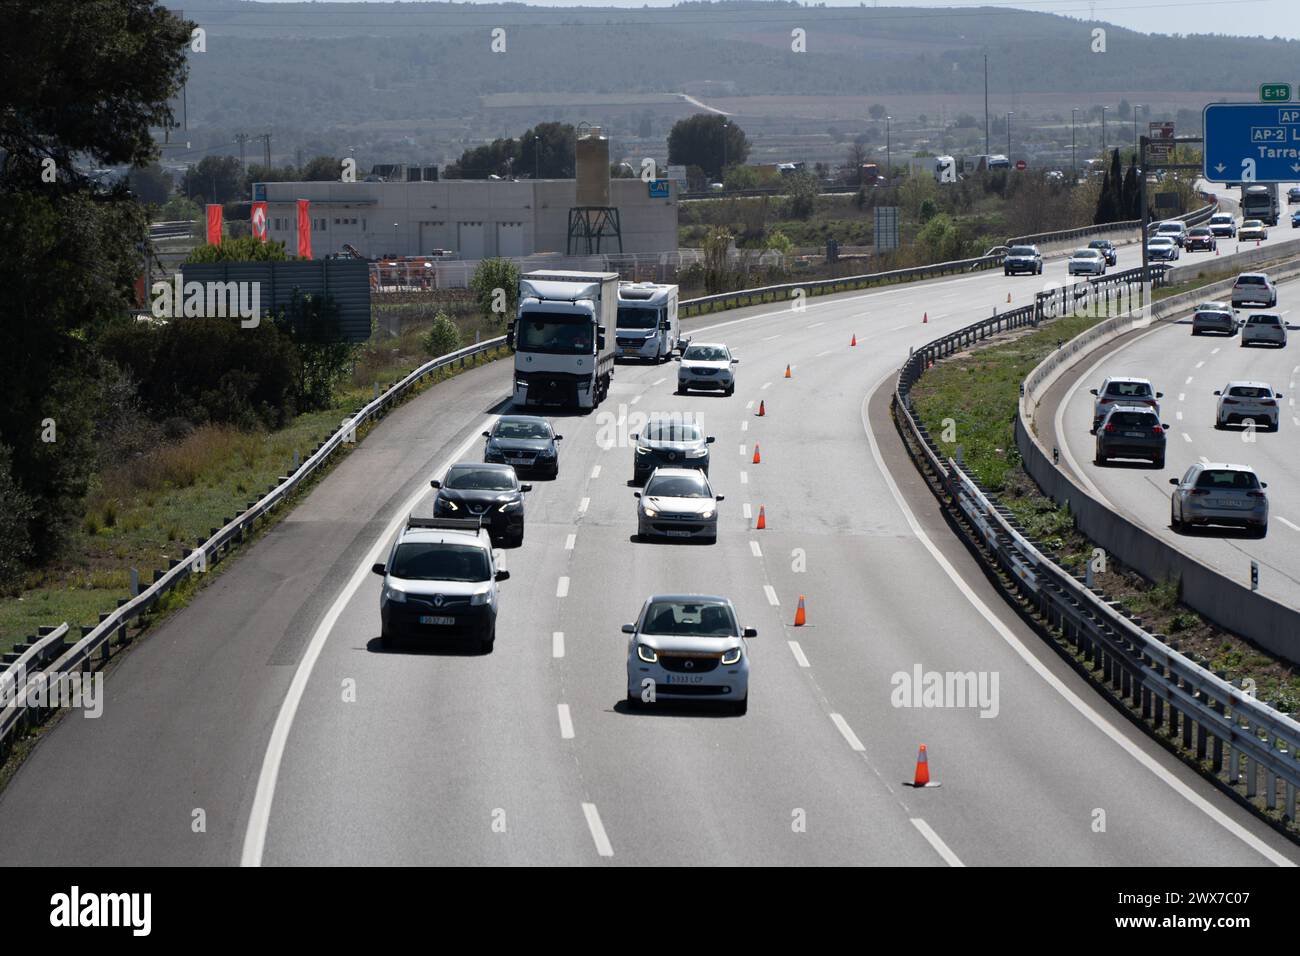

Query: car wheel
left=1170, top=501, right=1182, bottom=531
left=380, top=627, right=398, bottom=650
left=1153, top=456, right=1164, bottom=469
left=1095, top=453, right=1107, bottom=466
left=675, top=385, right=685, bottom=395
left=479, top=621, right=496, bottom=654
left=1255, top=522, right=1269, bottom=539
left=1213, top=418, right=1224, bottom=430
left=724, top=386, right=734, bottom=397
left=1003, top=269, right=1011, bottom=276
left=625, top=690, right=641, bottom=710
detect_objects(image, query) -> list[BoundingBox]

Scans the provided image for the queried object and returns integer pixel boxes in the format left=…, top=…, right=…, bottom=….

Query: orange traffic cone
left=922, top=311, right=928, bottom=324
left=752, top=444, right=762, bottom=464
left=907, top=744, right=941, bottom=788
left=1006, top=292, right=1012, bottom=303
left=850, top=333, right=857, bottom=347
left=757, top=399, right=765, bottom=417
left=1256, top=239, right=1261, bottom=248
left=755, top=506, right=766, bottom=530
left=784, top=364, right=792, bottom=378
left=793, top=595, right=806, bottom=626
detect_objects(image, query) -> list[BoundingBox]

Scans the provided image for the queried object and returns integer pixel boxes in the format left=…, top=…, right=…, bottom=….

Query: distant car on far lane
left=1214, top=381, right=1282, bottom=431
left=1241, top=313, right=1288, bottom=348
left=1169, top=463, right=1268, bottom=537
left=1208, top=212, right=1237, bottom=239
left=1003, top=245, right=1043, bottom=275
left=1088, top=239, right=1118, bottom=265
left=1090, top=375, right=1162, bottom=429
left=1231, top=273, right=1277, bottom=308
left=1191, top=302, right=1238, bottom=336
left=1146, top=236, right=1180, bottom=261
left=1093, top=404, right=1167, bottom=467
left=1288, top=186, right=1300, bottom=204
left=1184, top=227, right=1217, bottom=252
left=1068, top=247, right=1106, bottom=275
left=1239, top=219, right=1269, bottom=242
left=1291, top=209, right=1300, bottom=229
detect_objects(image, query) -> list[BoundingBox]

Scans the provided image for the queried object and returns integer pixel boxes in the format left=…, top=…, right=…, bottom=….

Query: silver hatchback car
left=1169, top=463, right=1269, bottom=536
left=635, top=467, right=723, bottom=542
left=1214, top=381, right=1282, bottom=430
left=1231, top=273, right=1277, bottom=308
left=1191, top=302, right=1237, bottom=336
left=1240, top=313, right=1287, bottom=348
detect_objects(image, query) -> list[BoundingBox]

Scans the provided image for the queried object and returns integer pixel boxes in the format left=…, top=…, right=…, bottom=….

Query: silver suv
left=1191, top=302, right=1238, bottom=336
left=1169, top=463, right=1268, bottom=537
left=1240, top=312, right=1287, bottom=348
left=1090, top=376, right=1162, bottom=430
left=1231, top=273, right=1277, bottom=308
left=1214, top=382, right=1282, bottom=430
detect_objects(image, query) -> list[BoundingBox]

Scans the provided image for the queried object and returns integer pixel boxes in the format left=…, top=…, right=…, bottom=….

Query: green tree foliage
left=667, top=115, right=749, bottom=180
left=181, top=155, right=246, bottom=205
left=470, top=258, right=520, bottom=325
left=723, top=164, right=761, bottom=191
left=159, top=194, right=202, bottom=223
left=185, top=235, right=295, bottom=263
left=869, top=104, right=887, bottom=120
left=129, top=163, right=174, bottom=206
left=0, top=444, right=36, bottom=595
left=448, top=123, right=575, bottom=179
left=915, top=213, right=966, bottom=262
left=702, top=227, right=733, bottom=294
left=1093, top=149, right=1126, bottom=223
left=764, top=229, right=793, bottom=256
left=784, top=171, right=820, bottom=219
left=299, top=156, right=343, bottom=181
left=273, top=293, right=356, bottom=412
left=423, top=312, right=462, bottom=357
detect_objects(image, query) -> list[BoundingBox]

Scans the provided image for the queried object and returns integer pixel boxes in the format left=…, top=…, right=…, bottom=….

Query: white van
left=615, top=282, right=680, bottom=363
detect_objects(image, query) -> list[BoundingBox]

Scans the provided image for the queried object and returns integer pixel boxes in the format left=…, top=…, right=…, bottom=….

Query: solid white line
left=652, top=377, right=665, bottom=386
left=630, top=394, right=642, bottom=405
left=763, top=334, right=781, bottom=341
left=556, top=576, right=570, bottom=598
left=552, top=631, right=565, bottom=658
left=861, top=381, right=1293, bottom=867
left=578, top=497, right=590, bottom=514
left=1182, top=432, right=1192, bottom=443
left=1277, top=516, right=1300, bottom=533
left=557, top=704, right=575, bottom=739
left=591, top=465, right=601, bottom=479
left=829, top=713, right=865, bottom=752
left=740, top=471, right=749, bottom=484
left=749, top=540, right=762, bottom=557
left=787, top=640, right=810, bottom=668
left=763, top=584, right=780, bottom=606
left=806, top=321, right=825, bottom=329
left=761, top=381, right=773, bottom=390
left=742, top=502, right=752, bottom=519
left=564, top=533, right=576, bottom=550
left=910, top=819, right=965, bottom=867
left=582, top=803, right=614, bottom=857
left=240, top=418, right=493, bottom=866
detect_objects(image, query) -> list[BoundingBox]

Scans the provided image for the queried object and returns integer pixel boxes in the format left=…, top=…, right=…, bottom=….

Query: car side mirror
left=371, top=563, right=386, bottom=576
left=630, top=433, right=639, bottom=441
left=430, top=480, right=441, bottom=489
left=705, top=436, right=715, bottom=444
left=1162, top=424, right=1170, bottom=430
left=482, top=431, right=491, bottom=438
left=633, top=492, right=642, bottom=498
left=555, top=435, right=564, bottom=440
left=495, top=570, right=510, bottom=581
left=596, top=331, right=606, bottom=350
left=1089, top=389, right=1098, bottom=395
left=1214, top=390, right=1221, bottom=396
left=520, top=484, right=532, bottom=493
left=731, top=357, right=740, bottom=364
left=1277, top=393, right=1284, bottom=398
left=742, top=627, right=758, bottom=638
left=715, top=495, right=725, bottom=502
left=1168, top=478, right=1179, bottom=486
left=621, top=624, right=636, bottom=634
left=1156, top=392, right=1164, bottom=398
left=1262, top=482, right=1268, bottom=489
left=673, top=355, right=681, bottom=361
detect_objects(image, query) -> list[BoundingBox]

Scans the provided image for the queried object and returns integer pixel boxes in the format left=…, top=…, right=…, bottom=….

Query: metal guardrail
left=892, top=272, right=1300, bottom=826
left=0, top=336, right=507, bottom=760
left=1006, top=218, right=1141, bottom=249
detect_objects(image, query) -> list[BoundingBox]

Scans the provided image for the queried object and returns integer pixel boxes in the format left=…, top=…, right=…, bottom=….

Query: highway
left=0, top=230, right=1295, bottom=867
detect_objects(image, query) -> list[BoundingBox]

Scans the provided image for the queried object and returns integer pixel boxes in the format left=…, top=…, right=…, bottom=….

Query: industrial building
left=254, top=129, right=678, bottom=260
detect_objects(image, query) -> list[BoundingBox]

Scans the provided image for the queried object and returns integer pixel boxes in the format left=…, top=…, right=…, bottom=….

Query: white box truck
left=615, top=281, right=680, bottom=363
left=1242, top=184, right=1280, bottom=227
left=510, top=271, right=618, bottom=411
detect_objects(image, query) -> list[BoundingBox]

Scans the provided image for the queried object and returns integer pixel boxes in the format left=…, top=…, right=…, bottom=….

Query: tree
left=869, top=104, right=887, bottom=120
left=299, top=156, right=343, bottom=181
left=182, top=155, right=245, bottom=204
left=1121, top=162, right=1140, bottom=219
left=723, top=164, right=760, bottom=191
left=518, top=122, right=576, bottom=179
left=667, top=115, right=749, bottom=180
left=784, top=171, right=820, bottom=219
left=128, top=163, right=173, bottom=206
left=273, top=292, right=355, bottom=412
left=186, top=235, right=295, bottom=263
left=702, top=227, right=734, bottom=295
left=470, top=258, right=520, bottom=325
left=764, top=229, right=793, bottom=256
left=423, top=312, right=462, bottom=357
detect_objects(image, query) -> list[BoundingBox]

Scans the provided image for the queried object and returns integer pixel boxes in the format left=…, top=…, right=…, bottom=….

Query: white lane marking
left=741, top=420, right=749, bottom=431
left=552, top=631, right=565, bottom=658
left=1176, top=411, right=1183, bottom=420
left=582, top=803, right=614, bottom=857
left=1211, top=347, right=1221, bottom=355
left=861, top=380, right=1293, bottom=867
left=1294, top=417, right=1300, bottom=428
left=761, top=381, right=773, bottom=390
left=746, top=400, right=754, bottom=410
left=1198, top=455, right=1209, bottom=464
left=240, top=418, right=492, bottom=867
left=829, top=713, right=866, bottom=752
left=740, top=471, right=749, bottom=484
left=787, top=640, right=810, bottom=668
left=742, top=502, right=752, bottom=519
left=564, top=533, right=576, bottom=551
left=557, top=704, right=575, bottom=739
left=749, top=540, right=762, bottom=557
left=817, top=349, right=835, bottom=357
left=578, top=497, right=590, bottom=514
left=1277, top=516, right=1300, bottom=533
left=910, top=819, right=965, bottom=867
left=763, top=584, right=780, bottom=606
left=1182, top=432, right=1192, bottom=443
left=630, top=394, right=642, bottom=405
left=617, top=409, right=627, bottom=425
left=806, top=321, right=825, bottom=329
left=888, top=323, right=911, bottom=331
left=1186, top=376, right=1194, bottom=385
left=739, top=443, right=746, bottom=455
left=763, top=334, right=781, bottom=341
left=652, top=377, right=665, bottom=387
left=1178, top=393, right=1185, bottom=402
left=1195, top=360, right=1205, bottom=369
left=591, top=465, right=601, bottom=479
left=557, top=576, right=570, bottom=598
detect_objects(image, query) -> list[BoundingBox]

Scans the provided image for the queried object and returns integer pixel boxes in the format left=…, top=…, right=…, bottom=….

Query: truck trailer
left=509, top=271, right=618, bottom=411
left=1242, top=184, right=1280, bottom=227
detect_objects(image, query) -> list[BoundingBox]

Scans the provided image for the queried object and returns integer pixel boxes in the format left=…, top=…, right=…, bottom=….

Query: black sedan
left=431, top=463, right=531, bottom=547
left=1088, top=239, right=1118, bottom=266
left=483, top=415, right=562, bottom=478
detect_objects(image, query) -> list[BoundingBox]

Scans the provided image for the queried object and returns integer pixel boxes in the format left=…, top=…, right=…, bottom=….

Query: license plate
left=1124, top=432, right=1145, bottom=438
left=623, top=347, right=639, bottom=354
left=665, top=530, right=692, bottom=537
left=419, top=615, right=455, bottom=625
left=664, top=673, right=704, bottom=684
left=506, top=456, right=530, bottom=464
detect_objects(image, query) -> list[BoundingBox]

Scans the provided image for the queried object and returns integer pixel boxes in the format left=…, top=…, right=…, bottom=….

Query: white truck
left=510, top=271, right=618, bottom=411
left=1241, top=184, right=1280, bottom=227
left=615, top=281, right=680, bottom=362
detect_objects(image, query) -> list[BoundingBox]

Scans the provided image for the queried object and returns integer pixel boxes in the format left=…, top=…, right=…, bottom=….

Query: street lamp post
left=1006, top=111, right=1013, bottom=163
left=1133, top=104, right=1143, bottom=163
left=1071, top=107, right=1079, bottom=181
left=1101, top=105, right=1109, bottom=161
left=721, top=120, right=728, bottom=181
left=886, top=115, right=892, bottom=183
left=534, top=136, right=540, bottom=179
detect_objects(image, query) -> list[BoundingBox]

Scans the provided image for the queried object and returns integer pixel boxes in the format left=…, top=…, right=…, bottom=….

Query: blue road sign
left=1204, top=103, right=1300, bottom=183
left=648, top=179, right=670, bottom=198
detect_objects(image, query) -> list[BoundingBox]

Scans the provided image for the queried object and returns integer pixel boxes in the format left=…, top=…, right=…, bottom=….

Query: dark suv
left=1003, top=245, right=1043, bottom=276
left=1093, top=405, right=1168, bottom=467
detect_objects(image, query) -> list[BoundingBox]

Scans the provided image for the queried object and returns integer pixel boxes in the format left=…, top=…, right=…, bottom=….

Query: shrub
left=423, top=312, right=462, bottom=358
left=469, top=258, right=520, bottom=325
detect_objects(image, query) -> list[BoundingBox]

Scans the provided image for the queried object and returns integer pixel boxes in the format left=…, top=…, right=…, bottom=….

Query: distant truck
left=963, top=154, right=1010, bottom=173
left=859, top=162, right=883, bottom=186
left=615, top=281, right=680, bottom=363
left=1242, top=184, right=1280, bottom=227
left=510, top=271, right=618, bottom=411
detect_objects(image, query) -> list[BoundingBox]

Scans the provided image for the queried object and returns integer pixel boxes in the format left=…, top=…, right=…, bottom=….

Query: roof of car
left=1102, top=375, right=1153, bottom=384
left=496, top=414, right=550, bottom=426
left=1224, top=380, right=1274, bottom=389
left=1072, top=247, right=1102, bottom=254
left=644, top=593, right=733, bottom=605
left=1148, top=236, right=1174, bottom=243
left=1088, top=239, right=1113, bottom=245
left=447, top=461, right=516, bottom=473
left=1237, top=272, right=1269, bottom=279
left=1104, top=403, right=1159, bottom=414
left=647, top=467, right=710, bottom=480
left=397, top=526, right=492, bottom=548
left=1198, top=462, right=1257, bottom=473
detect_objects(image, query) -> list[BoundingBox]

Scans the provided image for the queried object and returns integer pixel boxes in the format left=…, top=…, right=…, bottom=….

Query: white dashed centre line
left=816, top=349, right=835, bottom=357
left=1277, top=516, right=1300, bottom=533
left=652, top=377, right=665, bottom=387
left=630, top=394, right=641, bottom=405
left=1211, top=347, right=1220, bottom=355
left=746, top=400, right=754, bottom=410
left=741, top=420, right=749, bottom=431
left=1185, top=376, right=1194, bottom=385
left=763, top=334, right=781, bottom=341
left=557, top=704, right=575, bottom=739
left=830, top=713, right=865, bottom=752
left=739, top=443, right=746, bottom=455
left=787, top=640, right=810, bottom=668
left=1178, top=393, right=1185, bottom=402
left=911, top=819, right=965, bottom=867
left=578, top=497, right=590, bottom=514
left=763, top=584, right=780, bottom=606
left=564, top=533, right=576, bottom=551
left=761, top=381, right=773, bottom=390
left=1182, top=432, right=1192, bottom=443
left=552, top=631, right=565, bottom=658
left=742, top=502, right=752, bottom=519
left=749, top=540, right=762, bottom=557
left=1195, top=360, right=1205, bottom=369
left=1176, top=411, right=1183, bottom=420
left=806, top=321, right=825, bottom=329
left=591, top=465, right=601, bottom=479
left=556, top=577, right=570, bottom=598
left=582, top=803, right=614, bottom=857
left=740, top=471, right=749, bottom=484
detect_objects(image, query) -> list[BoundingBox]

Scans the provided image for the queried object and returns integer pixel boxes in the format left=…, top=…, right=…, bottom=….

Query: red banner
left=205, top=204, right=223, bottom=245
left=296, top=199, right=312, bottom=259
left=251, top=201, right=268, bottom=242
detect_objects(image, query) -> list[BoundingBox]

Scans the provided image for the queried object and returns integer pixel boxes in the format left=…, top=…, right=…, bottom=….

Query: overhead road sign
left=1260, top=84, right=1292, bottom=103
left=1203, top=103, right=1300, bottom=183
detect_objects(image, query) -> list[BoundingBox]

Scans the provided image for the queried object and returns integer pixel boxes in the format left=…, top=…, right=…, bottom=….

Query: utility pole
left=1133, top=104, right=1143, bottom=163
left=1071, top=107, right=1078, bottom=181
left=235, top=132, right=250, bottom=171
left=983, top=52, right=990, bottom=156
left=1101, top=105, right=1108, bottom=161
left=886, top=116, right=892, bottom=182
left=1006, top=111, right=1013, bottom=162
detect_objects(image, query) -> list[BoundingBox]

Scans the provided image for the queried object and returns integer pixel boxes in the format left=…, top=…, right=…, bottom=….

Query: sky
left=255, top=0, right=1300, bottom=41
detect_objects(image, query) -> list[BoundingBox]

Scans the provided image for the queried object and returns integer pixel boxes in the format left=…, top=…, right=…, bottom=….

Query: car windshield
left=683, top=345, right=728, bottom=361
left=1195, top=470, right=1260, bottom=491
left=617, top=306, right=658, bottom=330
left=1089, top=241, right=1110, bottom=249
left=444, top=467, right=517, bottom=491
left=515, top=316, right=592, bottom=354
left=1157, top=224, right=1182, bottom=233
left=390, top=543, right=490, bottom=582
left=642, top=421, right=702, bottom=442
left=1108, top=411, right=1158, bottom=428
left=1104, top=381, right=1152, bottom=398
left=645, top=474, right=710, bottom=498
left=1228, top=386, right=1270, bottom=398
left=495, top=419, right=551, bottom=440
left=1149, top=237, right=1172, bottom=245
left=1189, top=229, right=1210, bottom=236
left=1242, top=222, right=1263, bottom=229
left=1248, top=315, right=1281, bottom=324
left=1008, top=247, right=1036, bottom=256
left=1074, top=249, right=1100, bottom=257
left=1236, top=275, right=1265, bottom=285
left=1210, top=215, right=1232, bottom=223
left=641, top=600, right=737, bottom=636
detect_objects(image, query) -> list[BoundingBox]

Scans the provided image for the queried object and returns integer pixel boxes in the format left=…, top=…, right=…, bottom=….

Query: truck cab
left=511, top=271, right=618, bottom=411
left=616, top=282, right=680, bottom=363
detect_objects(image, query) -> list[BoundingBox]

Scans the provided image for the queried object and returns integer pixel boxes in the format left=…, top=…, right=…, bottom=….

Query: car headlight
left=440, top=499, right=459, bottom=512
left=500, top=498, right=521, bottom=511
left=642, top=506, right=658, bottom=517
left=635, top=446, right=650, bottom=456
left=700, top=509, right=715, bottom=520
left=686, top=447, right=708, bottom=458
left=637, top=644, right=658, bottom=663
left=514, top=379, right=527, bottom=388
left=383, top=585, right=406, bottom=604
left=469, top=588, right=491, bottom=606
left=537, top=447, right=555, bottom=458
left=721, top=646, right=742, bottom=665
